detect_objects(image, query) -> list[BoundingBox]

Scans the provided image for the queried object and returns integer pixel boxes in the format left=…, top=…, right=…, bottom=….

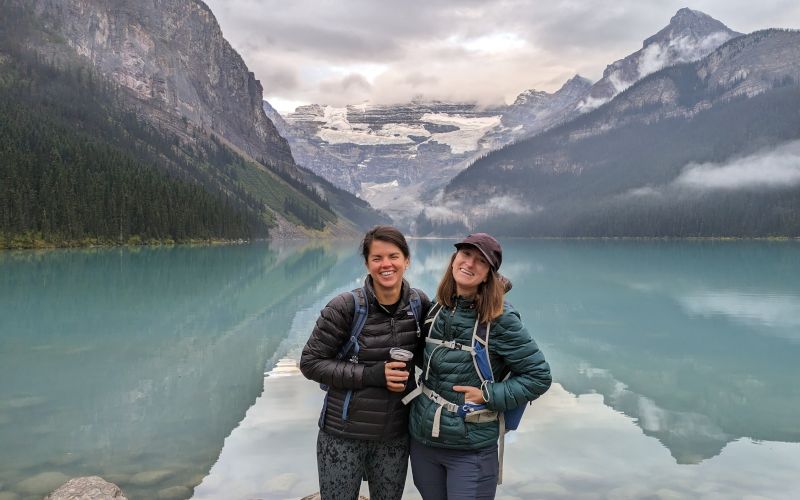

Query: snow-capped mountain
left=269, top=9, right=741, bottom=226
left=434, top=28, right=800, bottom=237
left=577, top=8, right=741, bottom=111
left=274, top=100, right=509, bottom=222
left=495, top=74, right=593, bottom=142
left=271, top=81, right=593, bottom=223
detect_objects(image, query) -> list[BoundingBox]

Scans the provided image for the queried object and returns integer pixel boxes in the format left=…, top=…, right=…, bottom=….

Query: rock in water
left=45, top=476, right=127, bottom=500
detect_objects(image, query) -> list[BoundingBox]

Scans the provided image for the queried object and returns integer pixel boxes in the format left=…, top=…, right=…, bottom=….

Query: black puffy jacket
left=300, top=276, right=430, bottom=440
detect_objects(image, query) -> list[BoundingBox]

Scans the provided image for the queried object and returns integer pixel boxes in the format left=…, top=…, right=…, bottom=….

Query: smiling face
left=452, top=246, right=491, bottom=298
left=365, top=239, right=409, bottom=302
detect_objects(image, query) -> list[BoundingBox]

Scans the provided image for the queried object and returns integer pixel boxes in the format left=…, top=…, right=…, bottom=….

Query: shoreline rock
left=45, top=476, right=127, bottom=500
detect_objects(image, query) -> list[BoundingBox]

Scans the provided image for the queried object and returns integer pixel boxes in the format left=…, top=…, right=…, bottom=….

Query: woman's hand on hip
left=452, top=385, right=486, bottom=404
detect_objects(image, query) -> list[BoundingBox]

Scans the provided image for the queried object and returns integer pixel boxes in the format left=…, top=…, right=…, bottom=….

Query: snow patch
left=421, top=113, right=502, bottom=154
left=317, top=128, right=413, bottom=145
left=361, top=180, right=400, bottom=191
left=313, top=105, right=431, bottom=145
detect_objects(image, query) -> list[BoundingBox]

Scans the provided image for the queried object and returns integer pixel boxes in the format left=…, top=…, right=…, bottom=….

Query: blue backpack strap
left=473, top=321, right=494, bottom=383
left=320, top=287, right=369, bottom=425
left=340, top=287, right=368, bottom=421
left=473, top=301, right=527, bottom=433
left=409, top=288, right=422, bottom=336
left=471, top=300, right=511, bottom=382
left=341, top=287, right=369, bottom=361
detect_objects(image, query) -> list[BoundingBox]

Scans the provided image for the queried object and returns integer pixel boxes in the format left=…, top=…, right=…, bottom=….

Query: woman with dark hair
left=406, top=233, right=551, bottom=499
left=300, top=225, right=430, bottom=500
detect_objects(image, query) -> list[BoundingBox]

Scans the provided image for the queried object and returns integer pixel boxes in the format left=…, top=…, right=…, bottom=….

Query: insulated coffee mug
left=389, top=347, right=414, bottom=371
left=389, top=348, right=414, bottom=388
left=389, top=347, right=413, bottom=367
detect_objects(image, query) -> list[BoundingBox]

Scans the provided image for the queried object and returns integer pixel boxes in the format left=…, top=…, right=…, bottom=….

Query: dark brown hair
left=436, top=251, right=505, bottom=323
left=360, top=225, right=410, bottom=262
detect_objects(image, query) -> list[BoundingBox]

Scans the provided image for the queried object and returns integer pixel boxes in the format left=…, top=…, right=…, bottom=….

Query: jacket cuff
left=363, top=362, right=387, bottom=387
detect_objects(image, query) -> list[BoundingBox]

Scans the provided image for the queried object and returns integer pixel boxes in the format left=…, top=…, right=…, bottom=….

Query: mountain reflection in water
left=1, top=240, right=799, bottom=500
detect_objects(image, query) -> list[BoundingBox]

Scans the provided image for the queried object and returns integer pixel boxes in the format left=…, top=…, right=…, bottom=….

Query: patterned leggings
left=317, top=429, right=409, bottom=500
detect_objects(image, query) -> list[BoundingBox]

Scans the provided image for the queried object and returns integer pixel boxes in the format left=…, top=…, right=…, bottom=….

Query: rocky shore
left=42, top=476, right=371, bottom=500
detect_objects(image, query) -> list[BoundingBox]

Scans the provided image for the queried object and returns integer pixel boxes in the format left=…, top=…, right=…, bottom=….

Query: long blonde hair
left=436, top=252, right=505, bottom=323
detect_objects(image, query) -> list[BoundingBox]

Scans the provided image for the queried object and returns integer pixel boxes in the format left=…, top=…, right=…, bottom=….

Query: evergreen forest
left=0, top=28, right=339, bottom=248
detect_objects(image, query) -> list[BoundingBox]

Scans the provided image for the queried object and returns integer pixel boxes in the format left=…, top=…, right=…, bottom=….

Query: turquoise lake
left=1, top=240, right=799, bottom=499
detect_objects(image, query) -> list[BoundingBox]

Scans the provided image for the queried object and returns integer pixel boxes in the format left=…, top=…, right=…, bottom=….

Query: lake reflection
left=2, top=240, right=799, bottom=499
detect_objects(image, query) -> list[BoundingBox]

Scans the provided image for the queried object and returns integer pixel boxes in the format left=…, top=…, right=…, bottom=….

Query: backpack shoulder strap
left=472, top=319, right=494, bottom=383
left=409, top=288, right=422, bottom=336
left=338, top=286, right=368, bottom=362
left=327, top=287, right=369, bottom=423
left=471, top=299, right=513, bottom=383
left=422, top=301, right=443, bottom=338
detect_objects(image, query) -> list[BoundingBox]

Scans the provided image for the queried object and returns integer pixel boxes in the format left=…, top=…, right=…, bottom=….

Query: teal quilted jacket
left=409, top=297, right=551, bottom=449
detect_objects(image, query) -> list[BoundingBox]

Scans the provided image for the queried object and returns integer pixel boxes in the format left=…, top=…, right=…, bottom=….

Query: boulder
left=45, top=476, right=127, bottom=500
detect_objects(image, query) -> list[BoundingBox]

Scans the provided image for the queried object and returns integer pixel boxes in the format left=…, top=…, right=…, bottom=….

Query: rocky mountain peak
left=512, top=75, right=592, bottom=107
left=644, top=8, right=740, bottom=48
left=513, top=89, right=549, bottom=106
left=577, top=9, right=741, bottom=112
left=15, top=0, right=296, bottom=172
left=557, top=74, right=593, bottom=96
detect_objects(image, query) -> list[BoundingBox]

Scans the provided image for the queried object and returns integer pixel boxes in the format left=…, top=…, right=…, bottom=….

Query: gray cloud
left=621, top=140, right=800, bottom=201
left=258, top=65, right=299, bottom=93
left=676, top=141, right=800, bottom=191
left=402, top=71, right=440, bottom=88
left=202, top=0, right=800, bottom=113
left=320, top=73, right=372, bottom=93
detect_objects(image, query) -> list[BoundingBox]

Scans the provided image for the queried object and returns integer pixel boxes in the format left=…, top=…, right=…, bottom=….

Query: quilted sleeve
left=482, top=306, right=551, bottom=412
left=300, top=292, right=370, bottom=389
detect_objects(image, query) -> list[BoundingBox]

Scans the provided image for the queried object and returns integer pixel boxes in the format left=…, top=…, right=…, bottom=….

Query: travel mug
left=389, top=348, right=414, bottom=387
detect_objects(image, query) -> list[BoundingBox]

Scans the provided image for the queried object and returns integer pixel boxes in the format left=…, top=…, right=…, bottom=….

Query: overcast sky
left=202, top=0, right=800, bottom=114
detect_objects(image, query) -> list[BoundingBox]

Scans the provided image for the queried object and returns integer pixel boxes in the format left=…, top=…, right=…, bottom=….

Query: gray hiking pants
left=317, top=429, right=409, bottom=500
left=410, top=438, right=499, bottom=500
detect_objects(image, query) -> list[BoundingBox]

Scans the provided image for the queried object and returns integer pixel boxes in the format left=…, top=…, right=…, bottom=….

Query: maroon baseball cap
left=454, top=233, right=502, bottom=271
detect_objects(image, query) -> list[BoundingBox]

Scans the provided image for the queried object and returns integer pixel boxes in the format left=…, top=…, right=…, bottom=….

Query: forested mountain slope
left=430, top=29, right=800, bottom=237
left=0, top=0, right=386, bottom=247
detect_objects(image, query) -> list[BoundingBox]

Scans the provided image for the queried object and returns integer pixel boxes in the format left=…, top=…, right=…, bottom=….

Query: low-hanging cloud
left=622, top=140, right=800, bottom=199
left=422, top=204, right=465, bottom=223
left=423, top=194, right=538, bottom=229
left=319, top=73, right=372, bottom=94
left=638, top=31, right=735, bottom=79
left=675, top=140, right=800, bottom=190
left=485, top=195, right=537, bottom=215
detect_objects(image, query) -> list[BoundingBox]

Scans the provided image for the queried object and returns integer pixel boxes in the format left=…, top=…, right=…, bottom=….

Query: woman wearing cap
left=300, top=225, right=430, bottom=500
left=406, top=233, right=551, bottom=499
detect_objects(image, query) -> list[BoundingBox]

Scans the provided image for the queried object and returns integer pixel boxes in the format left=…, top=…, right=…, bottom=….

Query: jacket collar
left=363, top=275, right=410, bottom=307
left=451, top=294, right=477, bottom=309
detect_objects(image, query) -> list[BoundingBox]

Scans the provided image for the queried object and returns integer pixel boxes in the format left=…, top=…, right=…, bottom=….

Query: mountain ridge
left=272, top=9, right=740, bottom=226
left=430, top=28, right=800, bottom=237
left=1, top=0, right=386, bottom=242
